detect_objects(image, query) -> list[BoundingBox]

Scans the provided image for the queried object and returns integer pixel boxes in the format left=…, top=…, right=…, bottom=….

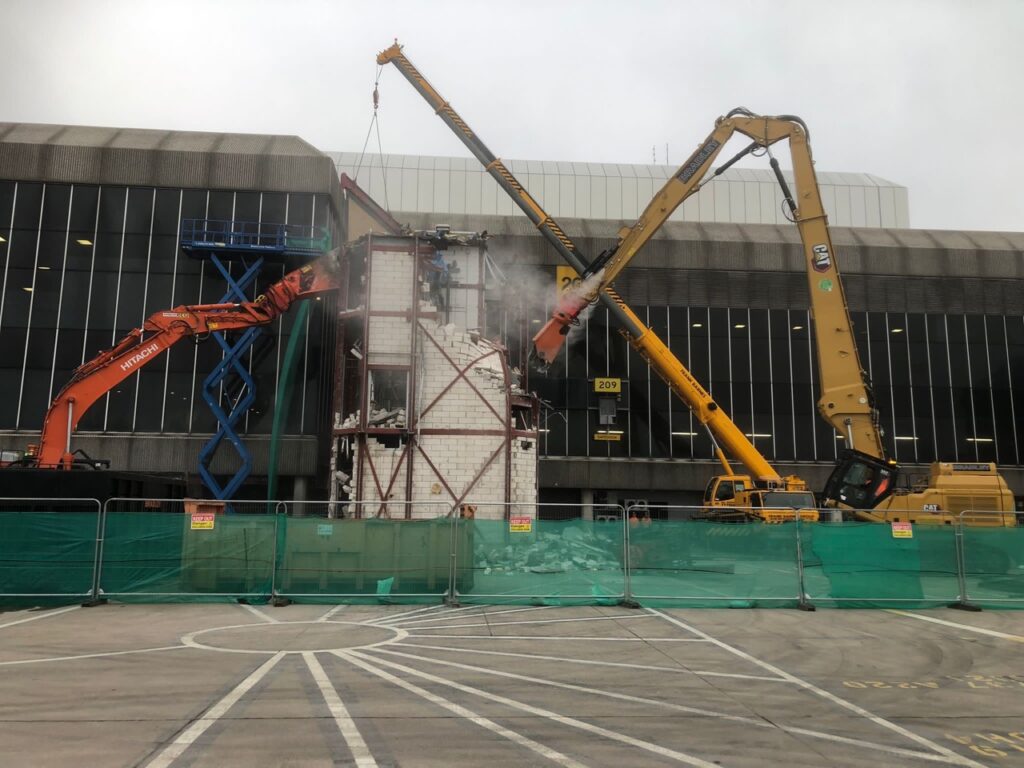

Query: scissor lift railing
left=181, top=219, right=331, bottom=260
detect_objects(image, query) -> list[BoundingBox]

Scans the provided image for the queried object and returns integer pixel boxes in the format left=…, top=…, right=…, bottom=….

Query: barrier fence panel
left=97, top=499, right=276, bottom=602
left=451, top=503, right=627, bottom=605
left=801, top=517, right=960, bottom=608
left=959, top=512, right=1024, bottom=609
left=625, top=506, right=802, bottom=608
left=274, top=501, right=455, bottom=603
left=0, top=498, right=101, bottom=605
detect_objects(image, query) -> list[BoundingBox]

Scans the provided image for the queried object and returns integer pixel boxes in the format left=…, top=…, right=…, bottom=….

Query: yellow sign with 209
left=594, top=377, right=621, bottom=393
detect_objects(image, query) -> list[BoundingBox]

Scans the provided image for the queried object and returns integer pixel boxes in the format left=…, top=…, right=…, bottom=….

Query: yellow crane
left=377, top=43, right=815, bottom=521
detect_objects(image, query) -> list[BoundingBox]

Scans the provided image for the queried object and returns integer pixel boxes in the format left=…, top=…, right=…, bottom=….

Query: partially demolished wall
left=331, top=234, right=538, bottom=520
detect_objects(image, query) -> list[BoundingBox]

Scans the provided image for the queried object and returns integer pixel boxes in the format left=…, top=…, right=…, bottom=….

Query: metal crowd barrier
left=0, top=498, right=1021, bottom=609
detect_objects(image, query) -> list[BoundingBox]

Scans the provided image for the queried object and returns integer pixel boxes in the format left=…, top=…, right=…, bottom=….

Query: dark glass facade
left=0, top=181, right=335, bottom=438
left=530, top=303, right=1024, bottom=467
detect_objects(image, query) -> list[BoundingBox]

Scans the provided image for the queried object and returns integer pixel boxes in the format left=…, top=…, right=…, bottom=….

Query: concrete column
left=581, top=488, right=594, bottom=520
left=292, top=475, right=309, bottom=518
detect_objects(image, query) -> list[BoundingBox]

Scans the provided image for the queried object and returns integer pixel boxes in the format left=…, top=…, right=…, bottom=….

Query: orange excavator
left=11, top=255, right=340, bottom=470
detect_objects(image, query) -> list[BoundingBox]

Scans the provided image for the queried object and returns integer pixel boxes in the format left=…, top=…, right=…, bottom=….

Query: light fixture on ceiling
left=894, top=436, right=918, bottom=441
left=76, top=238, right=92, bottom=246
left=21, top=286, right=32, bottom=292
left=692, top=322, right=703, bottom=328
left=734, top=324, right=746, bottom=329
left=671, top=431, right=698, bottom=437
left=744, top=432, right=771, bottom=438
left=966, top=437, right=993, bottom=443
left=792, top=325, right=804, bottom=330
left=891, top=328, right=904, bottom=334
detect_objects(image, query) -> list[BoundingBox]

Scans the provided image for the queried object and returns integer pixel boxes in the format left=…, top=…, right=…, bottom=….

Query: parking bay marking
left=649, top=609, right=986, bottom=768
left=339, top=650, right=588, bottom=768
left=303, top=652, right=378, bottom=767
left=0, top=605, right=79, bottom=629
left=369, top=645, right=980, bottom=765
left=392, top=642, right=785, bottom=682
left=886, top=610, right=1024, bottom=643
left=348, top=648, right=721, bottom=768
left=145, top=652, right=285, bottom=768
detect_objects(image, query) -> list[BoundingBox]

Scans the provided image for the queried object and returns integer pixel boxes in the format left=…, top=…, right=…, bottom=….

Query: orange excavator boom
left=34, top=256, right=340, bottom=469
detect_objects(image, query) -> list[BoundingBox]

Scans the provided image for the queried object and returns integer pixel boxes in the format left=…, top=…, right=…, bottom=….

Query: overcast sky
left=4, top=0, right=1022, bottom=232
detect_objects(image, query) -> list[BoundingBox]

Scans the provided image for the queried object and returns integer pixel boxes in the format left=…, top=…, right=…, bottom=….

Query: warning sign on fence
left=891, top=521, right=913, bottom=539
left=509, top=516, right=533, bottom=533
left=190, top=513, right=216, bottom=531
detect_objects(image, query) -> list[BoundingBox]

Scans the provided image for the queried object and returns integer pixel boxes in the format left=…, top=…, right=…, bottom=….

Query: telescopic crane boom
left=29, top=257, right=340, bottom=469
left=378, top=42, right=816, bottom=519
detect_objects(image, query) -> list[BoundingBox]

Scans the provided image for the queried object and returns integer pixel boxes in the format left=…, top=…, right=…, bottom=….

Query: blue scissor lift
left=179, top=219, right=330, bottom=503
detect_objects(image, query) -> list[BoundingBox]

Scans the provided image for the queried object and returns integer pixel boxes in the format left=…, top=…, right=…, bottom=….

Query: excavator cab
left=822, top=450, right=899, bottom=512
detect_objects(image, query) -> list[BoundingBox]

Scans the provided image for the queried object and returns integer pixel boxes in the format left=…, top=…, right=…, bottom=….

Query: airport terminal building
left=1, top=125, right=1022, bottom=507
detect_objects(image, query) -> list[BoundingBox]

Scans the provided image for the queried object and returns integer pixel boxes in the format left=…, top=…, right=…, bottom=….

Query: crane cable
left=353, top=65, right=392, bottom=213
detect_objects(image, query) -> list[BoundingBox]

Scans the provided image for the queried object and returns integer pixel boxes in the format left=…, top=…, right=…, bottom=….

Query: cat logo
left=812, top=244, right=832, bottom=272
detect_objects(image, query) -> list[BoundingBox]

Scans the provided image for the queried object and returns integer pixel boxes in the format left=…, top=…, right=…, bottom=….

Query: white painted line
left=886, top=610, right=1024, bottom=643
left=238, top=603, right=278, bottom=623
left=411, top=614, right=648, bottom=631
left=0, top=605, right=78, bottom=629
left=405, top=634, right=709, bottom=642
left=0, top=645, right=188, bottom=667
left=649, top=609, right=986, bottom=768
left=370, top=647, right=969, bottom=765
left=390, top=605, right=556, bottom=626
left=303, top=652, right=378, bottom=768
left=317, top=604, right=349, bottom=622
left=367, top=604, right=453, bottom=625
left=392, top=642, right=785, bottom=683
left=145, top=652, right=284, bottom=768
left=339, top=650, right=588, bottom=768
left=352, top=649, right=720, bottom=767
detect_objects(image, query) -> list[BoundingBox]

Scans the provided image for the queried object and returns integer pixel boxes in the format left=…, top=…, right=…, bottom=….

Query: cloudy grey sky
left=4, top=0, right=1022, bottom=231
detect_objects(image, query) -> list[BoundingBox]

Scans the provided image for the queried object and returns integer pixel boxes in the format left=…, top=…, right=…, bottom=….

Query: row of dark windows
left=0, top=181, right=334, bottom=436
left=528, top=305, right=1024, bottom=466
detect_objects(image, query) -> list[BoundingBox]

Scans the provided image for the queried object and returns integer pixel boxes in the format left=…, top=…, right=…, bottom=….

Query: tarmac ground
left=1, top=602, right=1023, bottom=767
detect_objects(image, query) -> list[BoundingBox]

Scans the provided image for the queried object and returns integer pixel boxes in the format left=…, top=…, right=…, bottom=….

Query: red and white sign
left=891, top=521, right=913, bottom=539
left=509, top=516, right=533, bottom=533
left=190, top=513, right=216, bottom=531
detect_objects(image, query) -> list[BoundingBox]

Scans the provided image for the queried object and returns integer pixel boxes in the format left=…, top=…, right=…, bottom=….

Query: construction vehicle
left=530, top=108, right=1016, bottom=527
left=377, top=42, right=816, bottom=522
left=7, top=256, right=340, bottom=471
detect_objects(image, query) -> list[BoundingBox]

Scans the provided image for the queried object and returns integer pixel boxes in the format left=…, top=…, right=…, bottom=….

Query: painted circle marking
left=181, top=621, right=408, bottom=654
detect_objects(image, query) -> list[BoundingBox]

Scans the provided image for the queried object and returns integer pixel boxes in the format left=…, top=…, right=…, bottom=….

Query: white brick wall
left=348, top=243, right=537, bottom=520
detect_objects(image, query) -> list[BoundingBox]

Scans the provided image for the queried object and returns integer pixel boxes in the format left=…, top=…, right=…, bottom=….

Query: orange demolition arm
left=36, top=257, right=340, bottom=469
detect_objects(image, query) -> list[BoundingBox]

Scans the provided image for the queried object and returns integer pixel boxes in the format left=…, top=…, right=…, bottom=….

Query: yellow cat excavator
left=532, top=108, right=1016, bottom=527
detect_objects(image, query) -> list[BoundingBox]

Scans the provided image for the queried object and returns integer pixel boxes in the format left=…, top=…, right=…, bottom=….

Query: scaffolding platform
left=180, top=219, right=330, bottom=261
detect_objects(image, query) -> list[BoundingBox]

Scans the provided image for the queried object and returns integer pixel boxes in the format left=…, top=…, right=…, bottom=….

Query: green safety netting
left=960, top=526, right=1024, bottom=609
left=628, top=521, right=801, bottom=608
left=3, top=509, right=1024, bottom=609
left=802, top=522, right=960, bottom=608
left=0, top=511, right=98, bottom=605
left=455, top=519, right=626, bottom=606
left=274, top=517, right=457, bottom=603
left=96, top=512, right=275, bottom=602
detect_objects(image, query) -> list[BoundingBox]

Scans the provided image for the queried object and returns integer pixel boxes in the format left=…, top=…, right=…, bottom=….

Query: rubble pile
left=474, top=525, right=621, bottom=575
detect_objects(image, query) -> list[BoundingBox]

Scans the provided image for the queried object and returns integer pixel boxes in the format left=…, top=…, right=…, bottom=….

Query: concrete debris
left=339, top=408, right=407, bottom=429
left=368, top=407, right=406, bottom=428
left=475, top=527, right=620, bottom=574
